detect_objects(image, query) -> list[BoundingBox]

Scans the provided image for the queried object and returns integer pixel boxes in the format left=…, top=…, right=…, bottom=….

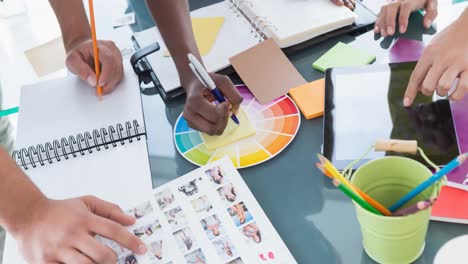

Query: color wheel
left=174, top=85, right=301, bottom=168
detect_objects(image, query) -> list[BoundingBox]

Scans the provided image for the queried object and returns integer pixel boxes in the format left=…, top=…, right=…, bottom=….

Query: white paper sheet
left=101, top=158, right=297, bottom=264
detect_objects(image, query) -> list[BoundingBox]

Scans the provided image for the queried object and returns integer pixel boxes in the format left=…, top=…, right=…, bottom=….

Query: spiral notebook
left=3, top=68, right=154, bottom=263
left=133, top=0, right=356, bottom=95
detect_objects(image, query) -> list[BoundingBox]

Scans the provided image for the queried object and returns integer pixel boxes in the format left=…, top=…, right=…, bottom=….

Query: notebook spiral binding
left=227, top=0, right=278, bottom=42
left=12, top=120, right=145, bottom=170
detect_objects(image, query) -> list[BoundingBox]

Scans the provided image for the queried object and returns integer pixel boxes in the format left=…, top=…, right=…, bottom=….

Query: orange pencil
left=88, top=0, right=103, bottom=98
left=316, top=163, right=392, bottom=216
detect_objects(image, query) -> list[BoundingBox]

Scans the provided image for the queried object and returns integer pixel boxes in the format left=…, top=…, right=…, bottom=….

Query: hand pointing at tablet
left=404, top=9, right=468, bottom=106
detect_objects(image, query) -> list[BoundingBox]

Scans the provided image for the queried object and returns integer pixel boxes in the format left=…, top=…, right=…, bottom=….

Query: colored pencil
left=389, top=153, right=468, bottom=212
left=316, top=163, right=392, bottom=216
left=393, top=198, right=437, bottom=216
left=332, top=179, right=383, bottom=215
left=316, top=162, right=333, bottom=177
left=88, top=0, right=103, bottom=98
left=317, top=154, right=363, bottom=198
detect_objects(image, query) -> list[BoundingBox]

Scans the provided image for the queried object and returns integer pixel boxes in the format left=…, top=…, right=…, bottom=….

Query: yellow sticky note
left=164, top=17, right=225, bottom=56
left=201, top=108, right=256, bottom=151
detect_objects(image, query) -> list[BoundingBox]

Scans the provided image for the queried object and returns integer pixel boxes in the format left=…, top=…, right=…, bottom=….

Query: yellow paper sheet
left=164, top=17, right=225, bottom=56
left=201, top=108, right=256, bottom=151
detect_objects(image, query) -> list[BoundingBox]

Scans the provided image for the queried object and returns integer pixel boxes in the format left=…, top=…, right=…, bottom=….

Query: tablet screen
left=324, top=62, right=460, bottom=170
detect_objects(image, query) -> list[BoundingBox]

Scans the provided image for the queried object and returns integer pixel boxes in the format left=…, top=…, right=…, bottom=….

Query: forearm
left=146, top=0, right=200, bottom=87
left=0, top=148, right=46, bottom=236
left=49, top=0, right=91, bottom=52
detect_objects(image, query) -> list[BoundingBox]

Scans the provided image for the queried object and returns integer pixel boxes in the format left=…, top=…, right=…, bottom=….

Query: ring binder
left=228, top=0, right=269, bottom=41
left=260, top=24, right=278, bottom=41
left=12, top=120, right=145, bottom=170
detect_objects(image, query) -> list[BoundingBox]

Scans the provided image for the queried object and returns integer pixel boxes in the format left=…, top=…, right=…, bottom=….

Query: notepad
left=312, top=42, right=376, bottom=72
left=289, top=79, right=325, bottom=119
left=164, top=17, right=225, bottom=56
left=230, top=39, right=306, bottom=104
left=201, top=108, right=256, bottom=150
left=2, top=68, right=153, bottom=264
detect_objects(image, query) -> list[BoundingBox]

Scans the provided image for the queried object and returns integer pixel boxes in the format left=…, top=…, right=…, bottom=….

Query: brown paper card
left=230, top=39, right=306, bottom=104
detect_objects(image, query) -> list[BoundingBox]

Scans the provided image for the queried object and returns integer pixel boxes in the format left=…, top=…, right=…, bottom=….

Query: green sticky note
left=453, top=0, right=467, bottom=4
left=312, top=42, right=376, bottom=72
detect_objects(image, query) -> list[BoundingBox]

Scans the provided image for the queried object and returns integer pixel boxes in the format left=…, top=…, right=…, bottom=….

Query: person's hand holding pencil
left=51, top=0, right=123, bottom=96
left=65, top=39, right=123, bottom=95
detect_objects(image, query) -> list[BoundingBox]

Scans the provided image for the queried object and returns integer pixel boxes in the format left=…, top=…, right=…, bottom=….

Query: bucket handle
left=343, top=139, right=445, bottom=198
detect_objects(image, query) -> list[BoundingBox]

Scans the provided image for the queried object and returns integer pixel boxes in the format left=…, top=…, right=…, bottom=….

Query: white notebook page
left=241, top=0, right=356, bottom=48
left=133, top=1, right=259, bottom=93
left=3, top=68, right=153, bottom=263
left=15, top=67, right=145, bottom=149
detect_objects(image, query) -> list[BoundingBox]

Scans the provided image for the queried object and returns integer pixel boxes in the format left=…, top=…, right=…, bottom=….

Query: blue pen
left=187, top=53, right=240, bottom=125
left=389, top=153, right=468, bottom=212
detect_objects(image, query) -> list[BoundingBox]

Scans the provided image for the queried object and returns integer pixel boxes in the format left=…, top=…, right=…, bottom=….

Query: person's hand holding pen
left=186, top=54, right=242, bottom=136
left=145, top=0, right=242, bottom=136
left=182, top=68, right=242, bottom=136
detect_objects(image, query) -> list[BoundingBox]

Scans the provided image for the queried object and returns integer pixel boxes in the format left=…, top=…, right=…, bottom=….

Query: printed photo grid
left=100, top=158, right=297, bottom=264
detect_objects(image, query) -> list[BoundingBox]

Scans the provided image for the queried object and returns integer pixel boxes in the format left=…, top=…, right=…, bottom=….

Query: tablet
left=323, top=62, right=460, bottom=170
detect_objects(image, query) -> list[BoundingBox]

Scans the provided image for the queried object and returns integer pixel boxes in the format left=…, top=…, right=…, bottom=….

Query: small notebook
left=230, top=39, right=306, bottom=104
left=133, top=0, right=356, bottom=94
left=289, top=79, right=325, bottom=119
left=431, top=186, right=468, bottom=224
left=99, top=158, right=297, bottom=263
left=2, top=68, right=153, bottom=263
left=312, top=42, right=376, bottom=72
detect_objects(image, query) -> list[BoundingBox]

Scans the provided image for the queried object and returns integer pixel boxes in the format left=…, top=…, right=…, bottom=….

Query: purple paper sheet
left=448, top=96, right=468, bottom=190
left=389, top=38, right=425, bottom=63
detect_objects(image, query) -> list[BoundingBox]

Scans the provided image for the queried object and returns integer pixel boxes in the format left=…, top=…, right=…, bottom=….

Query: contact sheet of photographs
left=99, top=157, right=296, bottom=264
